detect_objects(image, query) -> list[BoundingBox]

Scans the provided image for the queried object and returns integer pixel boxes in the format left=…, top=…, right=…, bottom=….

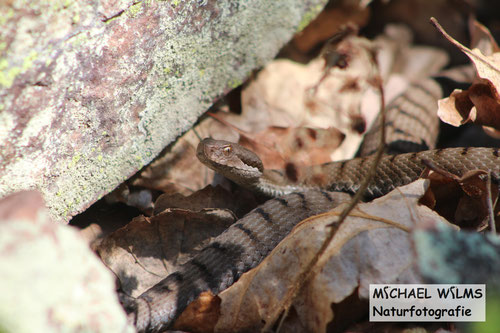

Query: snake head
left=196, top=138, right=264, bottom=186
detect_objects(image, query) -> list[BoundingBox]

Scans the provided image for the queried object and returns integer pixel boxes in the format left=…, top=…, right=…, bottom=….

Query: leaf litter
left=85, top=6, right=500, bottom=333
left=435, top=18, right=500, bottom=137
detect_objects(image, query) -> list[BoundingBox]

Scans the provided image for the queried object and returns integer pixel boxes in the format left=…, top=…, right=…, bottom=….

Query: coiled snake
left=122, top=53, right=500, bottom=331
left=125, top=135, right=500, bottom=332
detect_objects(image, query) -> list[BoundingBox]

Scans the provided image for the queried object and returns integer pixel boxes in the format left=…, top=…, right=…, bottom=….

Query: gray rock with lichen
left=0, top=0, right=327, bottom=222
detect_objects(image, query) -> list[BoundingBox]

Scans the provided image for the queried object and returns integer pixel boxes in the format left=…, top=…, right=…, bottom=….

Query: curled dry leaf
left=235, top=35, right=381, bottom=161
left=211, top=180, right=452, bottom=332
left=421, top=166, right=499, bottom=230
left=433, top=18, right=500, bottom=135
left=96, top=207, right=237, bottom=297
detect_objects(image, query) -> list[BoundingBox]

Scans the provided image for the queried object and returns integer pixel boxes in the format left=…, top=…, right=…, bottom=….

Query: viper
left=125, top=143, right=500, bottom=331
left=124, top=67, right=500, bottom=333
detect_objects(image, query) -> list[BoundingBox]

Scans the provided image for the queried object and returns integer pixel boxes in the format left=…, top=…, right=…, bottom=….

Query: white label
left=370, top=284, right=485, bottom=322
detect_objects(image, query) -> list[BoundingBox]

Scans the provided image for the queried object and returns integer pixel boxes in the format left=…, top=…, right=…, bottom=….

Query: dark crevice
left=101, top=9, right=126, bottom=23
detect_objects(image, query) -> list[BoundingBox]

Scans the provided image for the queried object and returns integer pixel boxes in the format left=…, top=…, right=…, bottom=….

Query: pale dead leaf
left=238, top=36, right=380, bottom=161
left=240, top=126, right=345, bottom=170
left=214, top=180, right=453, bottom=332
left=96, top=207, right=236, bottom=297
left=437, top=88, right=473, bottom=126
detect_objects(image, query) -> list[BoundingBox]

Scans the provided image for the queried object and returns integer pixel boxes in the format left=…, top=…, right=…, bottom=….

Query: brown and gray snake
left=123, top=77, right=500, bottom=332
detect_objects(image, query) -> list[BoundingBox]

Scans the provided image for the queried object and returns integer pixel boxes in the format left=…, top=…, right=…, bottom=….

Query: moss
left=296, top=4, right=323, bottom=32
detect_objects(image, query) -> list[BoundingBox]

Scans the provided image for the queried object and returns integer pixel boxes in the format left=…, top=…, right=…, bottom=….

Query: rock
left=0, top=191, right=134, bottom=332
left=0, top=0, right=327, bottom=222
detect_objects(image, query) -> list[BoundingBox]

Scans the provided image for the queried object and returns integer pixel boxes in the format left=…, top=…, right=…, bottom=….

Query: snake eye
left=222, top=145, right=232, bottom=156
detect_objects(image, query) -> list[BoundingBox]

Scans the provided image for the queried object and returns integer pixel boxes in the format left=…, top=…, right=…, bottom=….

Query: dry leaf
left=237, top=35, right=380, bottom=161
left=422, top=166, right=499, bottom=230
left=240, top=126, right=345, bottom=169
left=96, top=207, right=237, bottom=297
left=213, top=180, right=452, bottom=332
left=209, top=111, right=346, bottom=170
left=434, top=18, right=500, bottom=134
left=175, top=291, right=221, bottom=333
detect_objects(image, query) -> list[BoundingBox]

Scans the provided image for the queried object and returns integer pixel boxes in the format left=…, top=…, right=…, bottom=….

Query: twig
left=486, top=172, right=496, bottom=234
left=271, top=46, right=386, bottom=333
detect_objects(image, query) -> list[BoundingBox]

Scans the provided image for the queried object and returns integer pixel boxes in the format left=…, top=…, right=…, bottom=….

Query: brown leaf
left=174, top=291, right=221, bottom=333
left=422, top=167, right=499, bottom=230
left=96, top=208, right=236, bottom=297
left=433, top=18, right=500, bottom=133
left=212, top=180, right=451, bottom=332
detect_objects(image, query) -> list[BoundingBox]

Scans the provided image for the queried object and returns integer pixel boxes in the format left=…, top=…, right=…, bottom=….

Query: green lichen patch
left=0, top=50, right=38, bottom=88
left=127, top=2, right=143, bottom=18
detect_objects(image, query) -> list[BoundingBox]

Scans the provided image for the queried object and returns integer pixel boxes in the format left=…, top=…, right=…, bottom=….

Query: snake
left=124, top=77, right=500, bottom=331
left=125, top=143, right=500, bottom=331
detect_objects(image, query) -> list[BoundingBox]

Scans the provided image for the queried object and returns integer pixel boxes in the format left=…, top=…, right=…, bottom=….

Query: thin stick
left=272, top=47, right=386, bottom=333
left=486, top=172, right=496, bottom=234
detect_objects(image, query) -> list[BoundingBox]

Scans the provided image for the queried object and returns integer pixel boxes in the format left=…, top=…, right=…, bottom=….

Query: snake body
left=124, top=60, right=498, bottom=331
left=197, top=138, right=500, bottom=199
left=127, top=190, right=351, bottom=332
left=127, top=138, right=500, bottom=332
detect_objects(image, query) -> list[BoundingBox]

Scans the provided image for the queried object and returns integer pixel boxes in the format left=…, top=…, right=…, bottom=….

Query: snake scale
left=124, top=77, right=500, bottom=331
left=126, top=144, right=500, bottom=331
